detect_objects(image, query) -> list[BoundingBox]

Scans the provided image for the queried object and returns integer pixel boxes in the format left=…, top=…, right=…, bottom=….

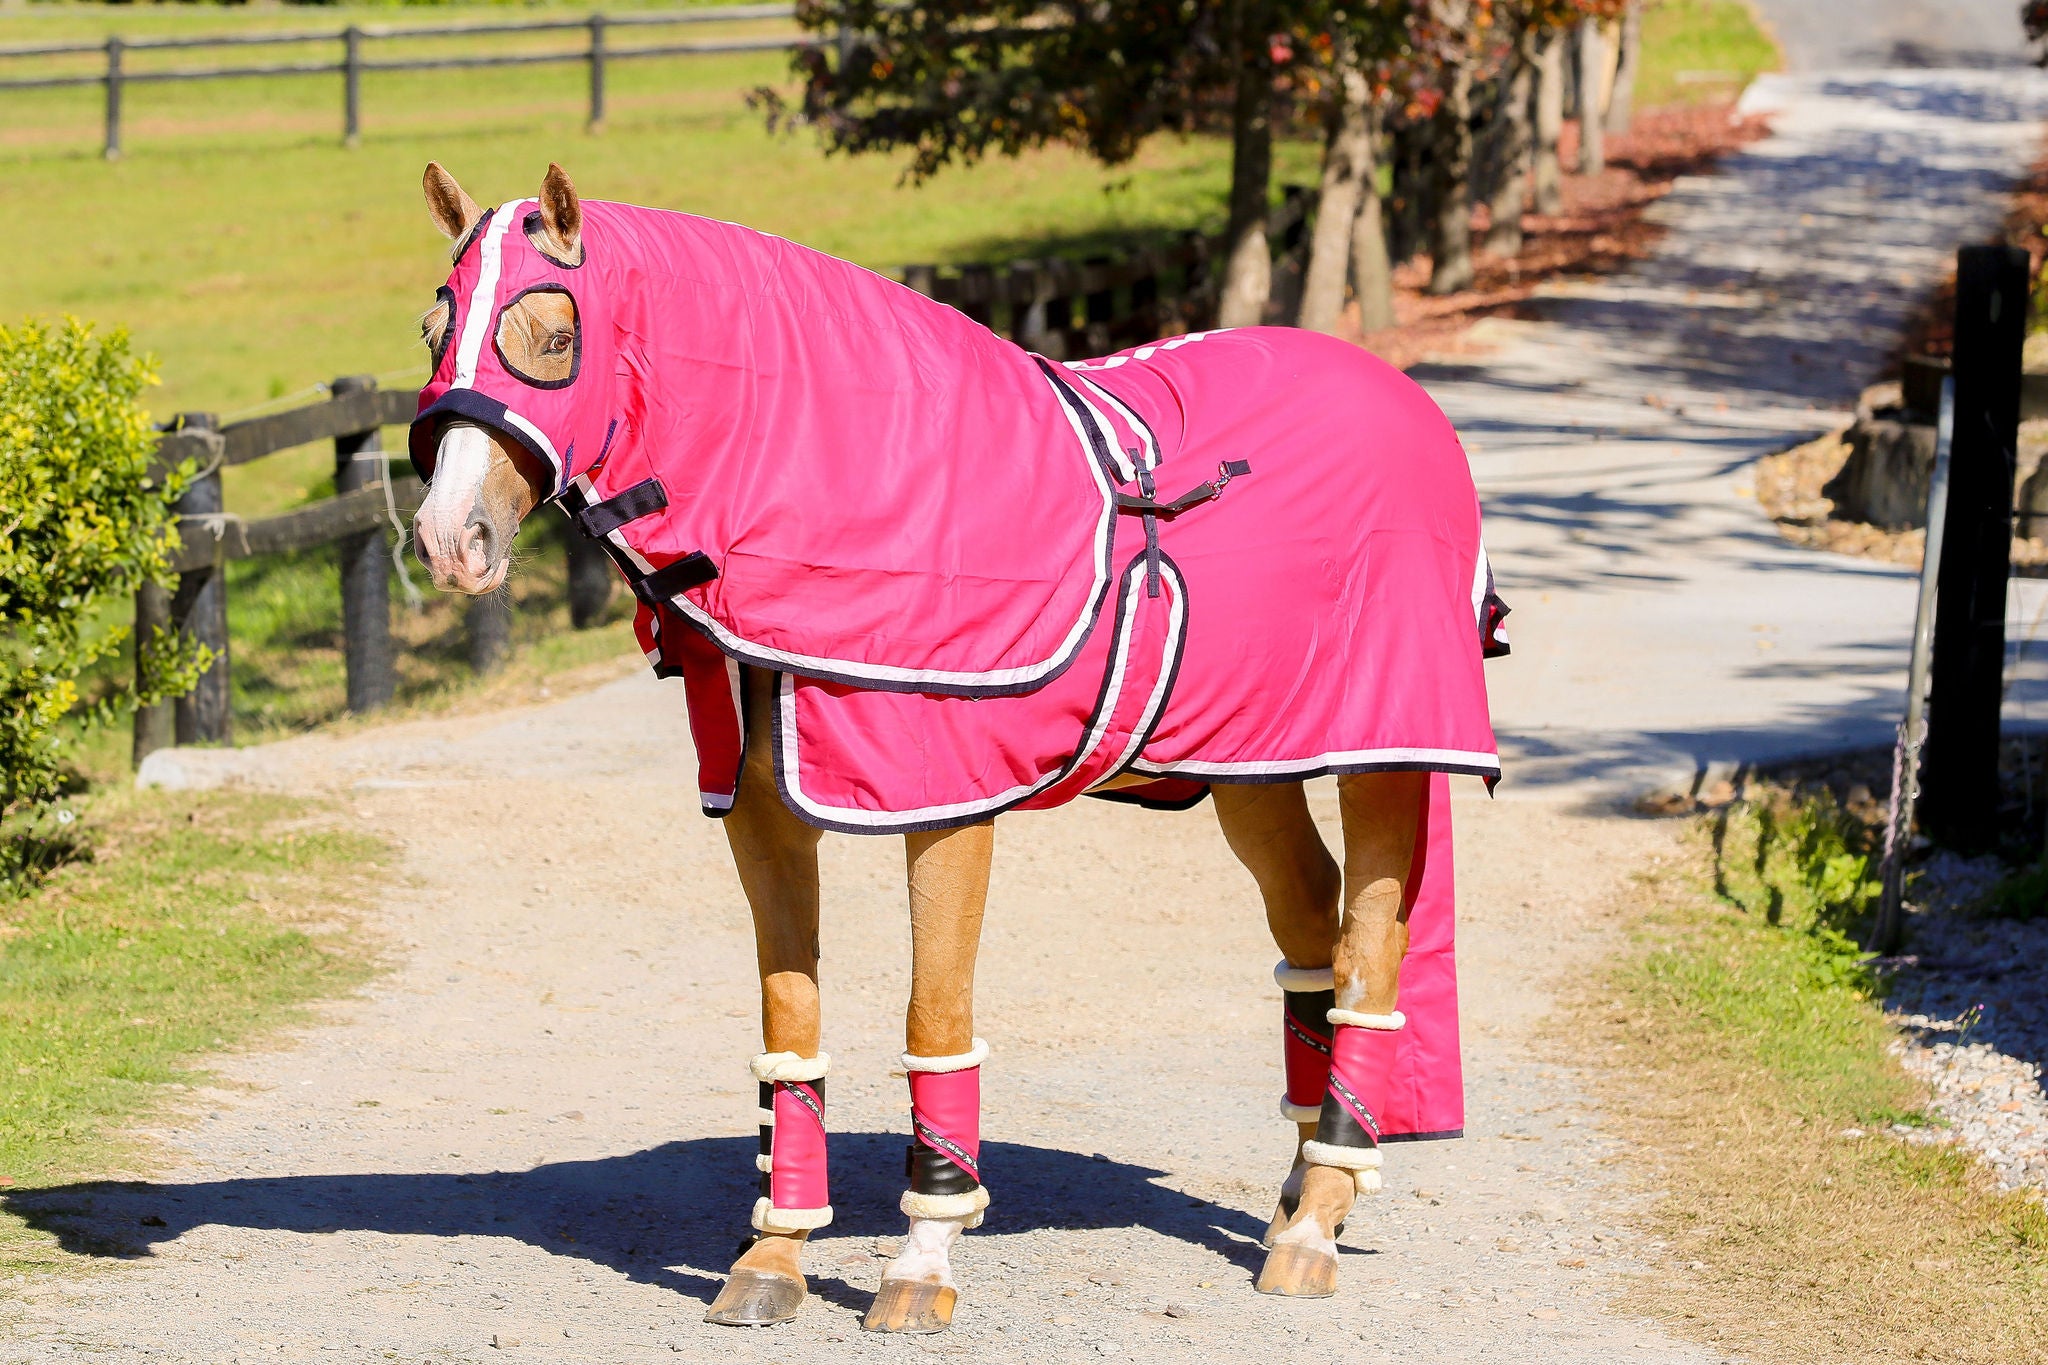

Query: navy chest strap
left=632, top=552, right=720, bottom=606
left=572, top=476, right=669, bottom=540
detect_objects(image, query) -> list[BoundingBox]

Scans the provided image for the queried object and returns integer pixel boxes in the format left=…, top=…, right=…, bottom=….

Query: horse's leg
left=705, top=673, right=830, bottom=1328
left=1257, top=770, right=1427, bottom=1298
left=865, top=820, right=995, bottom=1335
left=1210, top=783, right=1343, bottom=1246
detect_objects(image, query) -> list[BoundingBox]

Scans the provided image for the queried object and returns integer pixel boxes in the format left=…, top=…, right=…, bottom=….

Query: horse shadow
left=1, top=1134, right=1279, bottom=1312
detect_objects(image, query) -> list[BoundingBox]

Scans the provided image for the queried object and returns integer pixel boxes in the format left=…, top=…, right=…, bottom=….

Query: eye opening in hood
left=492, top=283, right=582, bottom=391
left=421, top=284, right=457, bottom=373
left=522, top=209, right=585, bottom=270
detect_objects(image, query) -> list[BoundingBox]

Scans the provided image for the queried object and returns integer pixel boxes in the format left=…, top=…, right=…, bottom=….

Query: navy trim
left=408, top=388, right=558, bottom=488
left=449, top=205, right=494, bottom=267
left=1037, top=357, right=1128, bottom=487
left=769, top=549, right=1183, bottom=836
left=1377, top=1128, right=1464, bottom=1143
left=522, top=209, right=586, bottom=270
left=492, top=284, right=582, bottom=391
left=425, top=284, right=457, bottom=373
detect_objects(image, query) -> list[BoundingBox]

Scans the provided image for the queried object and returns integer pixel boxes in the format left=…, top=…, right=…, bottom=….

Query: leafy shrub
left=0, top=318, right=208, bottom=888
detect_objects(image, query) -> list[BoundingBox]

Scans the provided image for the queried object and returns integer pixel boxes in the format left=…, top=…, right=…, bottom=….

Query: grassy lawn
left=1637, top=0, right=1782, bottom=109
left=0, top=790, right=382, bottom=1269
left=1574, top=798, right=2048, bottom=1364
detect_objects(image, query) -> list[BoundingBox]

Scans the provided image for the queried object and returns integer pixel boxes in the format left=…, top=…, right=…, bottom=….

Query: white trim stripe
left=658, top=364, right=1119, bottom=692
left=1131, top=746, right=1501, bottom=779
left=776, top=557, right=1180, bottom=828
left=1070, top=372, right=1158, bottom=471
left=452, top=200, right=527, bottom=389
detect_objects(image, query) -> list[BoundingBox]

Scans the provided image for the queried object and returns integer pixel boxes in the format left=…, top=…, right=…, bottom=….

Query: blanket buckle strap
left=572, top=475, right=669, bottom=540
left=1112, top=459, right=1252, bottom=519
left=631, top=551, right=720, bottom=607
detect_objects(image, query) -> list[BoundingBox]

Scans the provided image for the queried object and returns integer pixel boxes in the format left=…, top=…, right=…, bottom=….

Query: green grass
left=0, top=789, right=380, bottom=1256
left=1571, top=798, right=2048, bottom=1364
left=2, top=2, right=1283, bottom=422
left=1636, top=0, right=1781, bottom=109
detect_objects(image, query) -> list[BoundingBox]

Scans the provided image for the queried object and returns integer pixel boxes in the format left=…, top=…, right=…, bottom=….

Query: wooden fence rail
left=132, top=376, right=616, bottom=765
left=0, top=4, right=801, bottom=158
left=898, top=186, right=1316, bottom=355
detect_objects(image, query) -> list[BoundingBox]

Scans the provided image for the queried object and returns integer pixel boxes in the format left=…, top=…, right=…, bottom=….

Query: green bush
left=0, top=318, right=207, bottom=887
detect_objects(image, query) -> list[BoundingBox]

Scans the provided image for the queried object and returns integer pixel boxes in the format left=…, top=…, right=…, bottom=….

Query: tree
left=1295, top=3, right=1413, bottom=332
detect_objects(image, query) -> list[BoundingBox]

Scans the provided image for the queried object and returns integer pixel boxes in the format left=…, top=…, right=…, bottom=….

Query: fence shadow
left=1, top=1133, right=1276, bottom=1309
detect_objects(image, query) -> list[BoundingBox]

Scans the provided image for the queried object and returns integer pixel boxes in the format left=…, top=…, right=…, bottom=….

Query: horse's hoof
left=704, top=1268, right=806, bottom=1326
left=1255, top=1243, right=1338, bottom=1298
left=863, top=1278, right=958, bottom=1334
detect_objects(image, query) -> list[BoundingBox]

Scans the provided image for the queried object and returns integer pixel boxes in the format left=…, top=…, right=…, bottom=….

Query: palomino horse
left=408, top=162, right=1505, bottom=1332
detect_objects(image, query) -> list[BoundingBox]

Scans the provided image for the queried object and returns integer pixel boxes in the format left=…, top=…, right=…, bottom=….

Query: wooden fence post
left=332, top=376, right=395, bottom=713
left=1922, top=244, right=2028, bottom=853
left=103, top=36, right=122, bottom=161
left=170, top=413, right=231, bottom=746
left=566, top=533, right=614, bottom=628
left=587, top=12, right=608, bottom=133
left=342, top=25, right=362, bottom=148
left=467, top=587, right=513, bottom=676
left=131, top=581, right=172, bottom=767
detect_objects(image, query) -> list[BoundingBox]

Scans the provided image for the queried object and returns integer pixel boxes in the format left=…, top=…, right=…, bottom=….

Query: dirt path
left=1, top=672, right=1709, bottom=1364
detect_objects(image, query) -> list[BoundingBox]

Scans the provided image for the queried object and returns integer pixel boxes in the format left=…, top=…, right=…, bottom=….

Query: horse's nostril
left=466, top=519, right=496, bottom=565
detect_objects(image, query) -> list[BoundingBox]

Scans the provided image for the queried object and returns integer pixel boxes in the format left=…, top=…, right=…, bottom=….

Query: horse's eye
left=547, top=333, right=572, bottom=355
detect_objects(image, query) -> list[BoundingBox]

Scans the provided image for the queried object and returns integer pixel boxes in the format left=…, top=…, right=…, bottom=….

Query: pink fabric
left=770, top=1081, right=829, bottom=1211
left=410, top=202, right=1501, bottom=834
left=908, top=1067, right=982, bottom=1180
left=1282, top=998, right=1334, bottom=1111
left=1331, top=773, right=1464, bottom=1141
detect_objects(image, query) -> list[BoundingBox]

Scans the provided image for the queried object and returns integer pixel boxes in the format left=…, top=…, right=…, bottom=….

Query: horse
left=407, top=161, right=1507, bottom=1333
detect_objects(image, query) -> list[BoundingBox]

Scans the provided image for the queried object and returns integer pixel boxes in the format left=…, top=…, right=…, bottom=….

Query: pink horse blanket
left=409, top=197, right=1506, bottom=1140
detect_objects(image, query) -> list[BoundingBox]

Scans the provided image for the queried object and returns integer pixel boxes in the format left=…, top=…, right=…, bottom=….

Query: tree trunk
left=1387, top=117, right=1428, bottom=265
left=1485, top=48, right=1534, bottom=258
left=1351, top=105, right=1395, bottom=332
left=1533, top=30, right=1565, bottom=215
left=1217, top=0, right=1275, bottom=329
left=1426, top=62, right=1475, bottom=296
left=1299, top=57, right=1374, bottom=333
left=1605, top=1, right=1641, bottom=135
left=1575, top=18, right=1605, bottom=175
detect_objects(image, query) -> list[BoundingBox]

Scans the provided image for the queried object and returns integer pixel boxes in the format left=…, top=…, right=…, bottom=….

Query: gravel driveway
left=2, top=681, right=1702, bottom=1364
left=1749, top=0, right=2029, bottom=71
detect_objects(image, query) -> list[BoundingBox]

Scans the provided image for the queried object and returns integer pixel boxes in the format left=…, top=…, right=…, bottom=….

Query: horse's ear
left=423, top=162, right=481, bottom=241
left=538, top=163, right=582, bottom=263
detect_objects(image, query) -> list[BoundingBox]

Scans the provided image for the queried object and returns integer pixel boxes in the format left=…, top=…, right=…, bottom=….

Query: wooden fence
left=0, top=3, right=801, bottom=159
left=132, top=376, right=617, bottom=765
left=897, top=186, right=1317, bottom=356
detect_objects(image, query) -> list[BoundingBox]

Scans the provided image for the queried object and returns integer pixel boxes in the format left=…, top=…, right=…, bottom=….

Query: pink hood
left=412, top=198, right=1121, bottom=695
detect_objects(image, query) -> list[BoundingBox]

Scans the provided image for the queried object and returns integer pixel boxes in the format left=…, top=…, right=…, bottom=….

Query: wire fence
left=0, top=4, right=803, bottom=158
